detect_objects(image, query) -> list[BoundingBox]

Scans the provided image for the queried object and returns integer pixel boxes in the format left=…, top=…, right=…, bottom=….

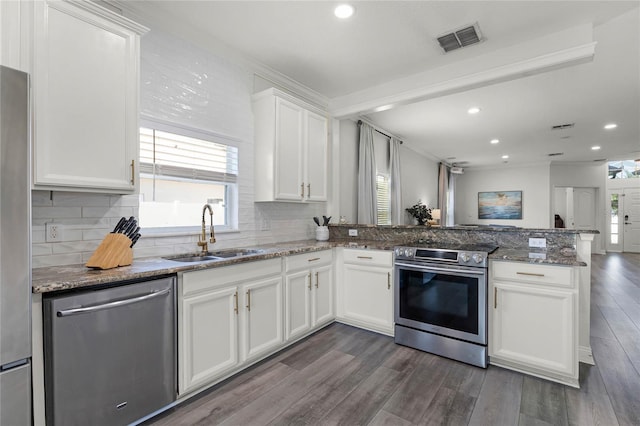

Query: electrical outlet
left=46, top=223, right=62, bottom=242
left=348, top=229, right=358, bottom=237
left=529, top=237, right=546, bottom=248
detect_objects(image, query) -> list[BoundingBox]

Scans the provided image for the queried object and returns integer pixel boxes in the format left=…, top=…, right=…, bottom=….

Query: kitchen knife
left=122, top=219, right=138, bottom=238
left=112, top=217, right=126, bottom=233
left=130, top=233, right=141, bottom=247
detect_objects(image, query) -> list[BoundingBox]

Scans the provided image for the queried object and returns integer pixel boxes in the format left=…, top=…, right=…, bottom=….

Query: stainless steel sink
left=167, top=255, right=220, bottom=263
left=208, top=248, right=265, bottom=258
left=165, top=248, right=265, bottom=263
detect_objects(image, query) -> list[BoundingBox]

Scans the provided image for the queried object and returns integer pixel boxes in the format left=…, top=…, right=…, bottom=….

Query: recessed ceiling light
left=334, top=4, right=354, bottom=19
left=501, top=155, right=509, bottom=159
left=467, top=107, right=481, bottom=114
left=591, top=146, right=601, bottom=150
left=604, top=123, right=617, bottom=130
left=490, top=139, right=499, bottom=144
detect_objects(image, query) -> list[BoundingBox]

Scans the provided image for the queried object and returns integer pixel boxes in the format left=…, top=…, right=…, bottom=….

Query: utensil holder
left=315, top=226, right=329, bottom=241
left=86, top=233, right=133, bottom=269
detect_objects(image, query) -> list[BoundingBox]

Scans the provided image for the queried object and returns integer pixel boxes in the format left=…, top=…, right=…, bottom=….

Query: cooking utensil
left=322, top=216, right=331, bottom=226
left=313, top=217, right=321, bottom=226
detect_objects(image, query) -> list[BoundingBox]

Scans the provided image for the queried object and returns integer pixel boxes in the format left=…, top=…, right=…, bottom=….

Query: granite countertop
left=32, top=238, right=587, bottom=294
left=32, top=240, right=333, bottom=294
left=491, top=247, right=586, bottom=266
left=330, top=223, right=600, bottom=234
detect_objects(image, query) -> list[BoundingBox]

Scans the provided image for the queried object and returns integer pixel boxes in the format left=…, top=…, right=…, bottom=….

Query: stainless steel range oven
left=393, top=243, right=498, bottom=368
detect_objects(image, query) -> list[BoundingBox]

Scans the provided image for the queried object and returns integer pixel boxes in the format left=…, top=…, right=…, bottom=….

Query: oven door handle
left=394, top=262, right=486, bottom=276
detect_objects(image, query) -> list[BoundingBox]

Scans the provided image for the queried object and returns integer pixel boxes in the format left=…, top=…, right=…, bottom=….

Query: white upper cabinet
left=32, top=0, right=147, bottom=193
left=253, top=88, right=328, bottom=202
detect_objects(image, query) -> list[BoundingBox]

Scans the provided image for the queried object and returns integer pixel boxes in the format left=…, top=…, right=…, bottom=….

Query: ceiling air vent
left=548, top=152, right=564, bottom=157
left=551, top=123, right=575, bottom=130
left=437, top=23, right=483, bottom=53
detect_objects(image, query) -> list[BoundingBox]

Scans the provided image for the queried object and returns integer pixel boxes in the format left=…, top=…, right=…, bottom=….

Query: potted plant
left=405, top=201, right=433, bottom=225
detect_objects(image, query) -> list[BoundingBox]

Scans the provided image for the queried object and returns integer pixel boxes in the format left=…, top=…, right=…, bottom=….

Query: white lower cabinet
left=336, top=248, right=394, bottom=335
left=178, top=258, right=282, bottom=396
left=284, top=250, right=334, bottom=341
left=489, top=261, right=579, bottom=387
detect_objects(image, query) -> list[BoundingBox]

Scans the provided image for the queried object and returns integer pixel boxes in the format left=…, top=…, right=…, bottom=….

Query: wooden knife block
left=86, top=233, right=133, bottom=269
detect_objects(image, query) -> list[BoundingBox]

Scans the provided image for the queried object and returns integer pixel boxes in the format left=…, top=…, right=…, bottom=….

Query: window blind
left=140, top=127, right=238, bottom=183
left=376, top=174, right=391, bottom=225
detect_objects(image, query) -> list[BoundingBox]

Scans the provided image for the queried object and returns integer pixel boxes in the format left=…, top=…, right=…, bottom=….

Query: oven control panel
left=394, top=246, right=489, bottom=267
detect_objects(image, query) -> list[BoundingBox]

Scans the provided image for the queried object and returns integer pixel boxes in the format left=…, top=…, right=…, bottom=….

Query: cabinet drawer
left=492, top=261, right=574, bottom=288
left=343, top=249, right=393, bottom=267
left=285, top=250, right=332, bottom=272
left=182, top=258, right=281, bottom=296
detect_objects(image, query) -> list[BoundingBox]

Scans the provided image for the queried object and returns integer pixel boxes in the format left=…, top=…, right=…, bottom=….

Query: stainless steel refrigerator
left=0, top=65, right=32, bottom=425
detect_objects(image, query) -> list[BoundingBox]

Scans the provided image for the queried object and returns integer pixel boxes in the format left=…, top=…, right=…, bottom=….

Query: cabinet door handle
left=300, top=182, right=305, bottom=198
left=234, top=291, right=238, bottom=314
left=494, top=287, right=497, bottom=309
left=246, top=289, right=251, bottom=311
left=516, top=272, right=545, bottom=277
left=307, top=183, right=311, bottom=198
left=357, top=256, right=373, bottom=260
left=307, top=257, right=320, bottom=262
left=130, top=160, right=135, bottom=185
left=387, top=272, right=391, bottom=290
left=308, top=273, right=312, bottom=290
left=315, top=271, right=319, bottom=288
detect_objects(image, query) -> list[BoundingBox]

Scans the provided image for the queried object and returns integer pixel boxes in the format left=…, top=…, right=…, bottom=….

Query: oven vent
left=551, top=123, right=575, bottom=130
left=437, top=23, right=483, bottom=53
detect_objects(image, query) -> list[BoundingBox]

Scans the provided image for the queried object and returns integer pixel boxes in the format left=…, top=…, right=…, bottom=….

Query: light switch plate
left=529, top=237, right=546, bottom=248
left=348, top=229, right=358, bottom=237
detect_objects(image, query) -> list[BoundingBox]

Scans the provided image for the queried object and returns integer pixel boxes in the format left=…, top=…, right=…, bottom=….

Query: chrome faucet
left=197, top=204, right=216, bottom=253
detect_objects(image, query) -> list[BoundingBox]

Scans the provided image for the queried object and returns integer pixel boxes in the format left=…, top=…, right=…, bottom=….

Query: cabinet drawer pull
left=246, top=289, right=251, bottom=311
left=308, top=273, right=312, bottom=290
left=516, top=272, right=545, bottom=277
left=130, top=160, right=135, bottom=185
left=307, top=183, right=311, bottom=198
left=234, top=291, right=238, bottom=314
left=494, top=287, right=497, bottom=309
left=300, top=182, right=305, bottom=198
left=315, top=272, right=319, bottom=288
left=357, top=256, right=373, bottom=260
left=307, top=257, right=320, bottom=262
left=387, top=272, right=391, bottom=290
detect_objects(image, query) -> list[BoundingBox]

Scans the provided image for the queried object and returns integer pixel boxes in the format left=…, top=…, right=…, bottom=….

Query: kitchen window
left=377, top=173, right=391, bottom=225
left=139, top=124, right=238, bottom=231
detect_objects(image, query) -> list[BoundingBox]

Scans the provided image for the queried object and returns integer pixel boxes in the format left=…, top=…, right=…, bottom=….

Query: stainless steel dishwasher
left=43, top=276, right=176, bottom=426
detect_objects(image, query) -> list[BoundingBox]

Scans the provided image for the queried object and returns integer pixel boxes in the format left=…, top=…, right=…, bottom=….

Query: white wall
left=455, top=163, right=551, bottom=228
left=31, top=25, right=326, bottom=268
left=337, top=119, right=439, bottom=224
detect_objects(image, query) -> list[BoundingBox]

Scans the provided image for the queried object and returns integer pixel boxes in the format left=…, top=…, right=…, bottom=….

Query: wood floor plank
left=418, top=386, right=476, bottom=426
left=317, top=366, right=404, bottom=426
left=219, top=349, right=355, bottom=426
left=439, top=357, right=486, bottom=398
left=382, top=354, right=451, bottom=424
left=467, top=366, right=523, bottom=426
left=591, top=336, right=640, bottom=425
left=368, top=410, right=414, bottom=426
left=597, top=305, right=640, bottom=374
left=589, top=305, right=617, bottom=340
left=519, top=376, right=569, bottom=426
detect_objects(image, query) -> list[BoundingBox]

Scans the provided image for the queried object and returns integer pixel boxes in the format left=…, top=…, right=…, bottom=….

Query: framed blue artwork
left=478, top=191, right=522, bottom=219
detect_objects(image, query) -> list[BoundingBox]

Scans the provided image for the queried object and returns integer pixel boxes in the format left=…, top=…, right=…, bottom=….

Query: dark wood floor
left=150, top=252, right=640, bottom=426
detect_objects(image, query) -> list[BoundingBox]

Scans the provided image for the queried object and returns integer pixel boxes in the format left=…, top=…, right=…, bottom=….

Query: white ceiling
left=129, top=1, right=640, bottom=168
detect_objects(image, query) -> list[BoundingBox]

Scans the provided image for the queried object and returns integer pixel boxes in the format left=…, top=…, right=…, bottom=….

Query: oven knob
left=395, top=248, right=403, bottom=257
left=472, top=253, right=484, bottom=264
left=459, top=252, right=470, bottom=262
left=404, top=248, right=412, bottom=257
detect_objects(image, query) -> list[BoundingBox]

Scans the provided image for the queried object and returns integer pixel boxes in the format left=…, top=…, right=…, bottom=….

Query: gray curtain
left=389, top=138, right=403, bottom=225
left=438, top=162, right=450, bottom=226
left=357, top=122, right=377, bottom=224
